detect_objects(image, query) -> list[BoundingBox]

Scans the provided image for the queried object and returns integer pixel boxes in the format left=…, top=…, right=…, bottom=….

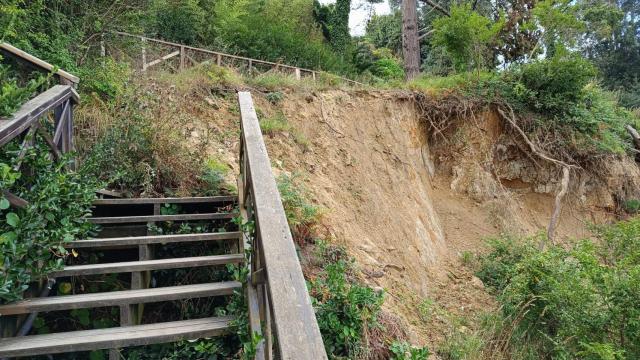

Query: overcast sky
left=318, top=0, right=392, bottom=36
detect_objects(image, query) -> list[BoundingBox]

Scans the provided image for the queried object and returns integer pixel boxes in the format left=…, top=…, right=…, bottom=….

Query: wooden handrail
left=0, top=43, right=80, bottom=85
left=0, top=85, right=78, bottom=147
left=110, top=31, right=363, bottom=86
left=238, top=91, right=327, bottom=359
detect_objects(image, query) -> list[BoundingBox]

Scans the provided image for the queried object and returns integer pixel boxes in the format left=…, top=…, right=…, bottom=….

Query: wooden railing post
left=100, top=34, right=106, bottom=57
left=179, top=46, right=185, bottom=70
left=141, top=37, right=147, bottom=72
left=295, top=68, right=301, bottom=80
left=216, top=53, right=221, bottom=66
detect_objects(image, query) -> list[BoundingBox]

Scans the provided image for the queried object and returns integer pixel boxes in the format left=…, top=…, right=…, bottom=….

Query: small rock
left=471, top=276, right=485, bottom=289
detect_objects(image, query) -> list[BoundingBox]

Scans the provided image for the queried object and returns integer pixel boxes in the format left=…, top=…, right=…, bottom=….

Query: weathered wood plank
left=0, top=316, right=233, bottom=357
left=67, top=232, right=242, bottom=248
left=88, top=212, right=237, bottom=224
left=51, top=254, right=244, bottom=277
left=145, top=50, right=180, bottom=68
left=0, top=282, right=241, bottom=315
left=0, top=85, right=78, bottom=147
left=92, top=196, right=236, bottom=205
left=0, top=42, right=80, bottom=84
left=238, top=92, right=327, bottom=359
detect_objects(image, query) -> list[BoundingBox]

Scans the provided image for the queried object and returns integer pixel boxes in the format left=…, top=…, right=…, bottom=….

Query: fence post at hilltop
left=141, top=37, right=147, bottom=72
left=295, top=68, right=301, bottom=80
left=100, top=34, right=105, bottom=57
left=179, top=46, right=185, bottom=70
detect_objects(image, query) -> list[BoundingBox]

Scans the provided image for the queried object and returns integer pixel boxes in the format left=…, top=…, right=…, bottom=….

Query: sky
left=318, top=0, right=392, bottom=36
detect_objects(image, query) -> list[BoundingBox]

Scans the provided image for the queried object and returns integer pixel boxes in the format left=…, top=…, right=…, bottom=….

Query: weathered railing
left=0, top=85, right=79, bottom=208
left=106, top=31, right=363, bottom=86
left=237, top=91, right=327, bottom=359
left=1, top=43, right=80, bottom=87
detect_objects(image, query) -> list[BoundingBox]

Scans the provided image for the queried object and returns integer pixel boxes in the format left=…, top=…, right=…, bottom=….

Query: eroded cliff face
left=258, top=89, right=640, bottom=345
left=154, top=76, right=640, bottom=346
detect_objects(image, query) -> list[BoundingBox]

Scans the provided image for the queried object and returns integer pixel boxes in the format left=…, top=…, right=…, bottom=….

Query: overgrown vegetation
left=0, top=139, right=99, bottom=303
left=472, top=219, right=640, bottom=359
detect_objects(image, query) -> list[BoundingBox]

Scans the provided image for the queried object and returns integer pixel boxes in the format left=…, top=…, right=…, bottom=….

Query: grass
left=260, top=112, right=292, bottom=134
left=260, top=111, right=310, bottom=150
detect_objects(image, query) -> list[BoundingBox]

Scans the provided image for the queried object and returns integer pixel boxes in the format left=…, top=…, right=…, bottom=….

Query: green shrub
left=153, top=0, right=205, bottom=45
left=276, top=173, right=320, bottom=244
left=265, top=91, right=284, bottom=105
left=311, top=257, right=384, bottom=357
left=513, top=52, right=598, bottom=114
left=78, top=58, right=131, bottom=100
left=0, top=58, right=48, bottom=117
left=0, top=140, right=99, bottom=303
left=371, top=58, right=404, bottom=80
left=260, top=112, right=291, bottom=134
left=390, top=341, right=430, bottom=360
left=431, top=4, right=503, bottom=72
left=476, top=218, right=640, bottom=358
left=199, top=158, right=230, bottom=195
left=623, top=199, right=640, bottom=214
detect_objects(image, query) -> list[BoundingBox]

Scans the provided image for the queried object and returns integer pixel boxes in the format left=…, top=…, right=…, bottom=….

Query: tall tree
left=330, top=0, right=352, bottom=52
left=402, top=0, right=420, bottom=79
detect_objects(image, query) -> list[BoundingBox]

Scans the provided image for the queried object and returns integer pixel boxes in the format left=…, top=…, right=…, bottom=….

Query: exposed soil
left=128, top=74, right=640, bottom=352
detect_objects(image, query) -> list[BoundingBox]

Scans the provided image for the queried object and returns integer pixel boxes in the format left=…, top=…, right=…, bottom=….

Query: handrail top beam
left=0, top=85, right=78, bottom=146
left=238, top=91, right=328, bottom=359
left=1, top=42, right=80, bottom=84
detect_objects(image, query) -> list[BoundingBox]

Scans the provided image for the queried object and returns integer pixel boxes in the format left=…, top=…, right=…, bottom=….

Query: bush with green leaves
left=78, top=58, right=131, bottom=100
left=153, top=0, right=205, bottom=45
left=511, top=51, right=598, bottom=115
left=276, top=173, right=320, bottom=244
left=0, top=140, right=99, bottom=303
left=431, top=4, right=503, bottom=73
left=199, top=158, right=232, bottom=195
left=0, top=58, right=48, bottom=117
left=353, top=42, right=404, bottom=81
left=310, top=246, right=384, bottom=357
left=389, top=341, right=430, bottom=360
left=476, top=218, right=640, bottom=358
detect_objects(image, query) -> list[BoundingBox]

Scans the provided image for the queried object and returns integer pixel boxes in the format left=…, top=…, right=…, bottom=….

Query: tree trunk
left=402, top=0, right=420, bottom=80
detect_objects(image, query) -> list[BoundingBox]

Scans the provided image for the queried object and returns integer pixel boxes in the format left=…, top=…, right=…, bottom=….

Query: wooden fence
left=0, top=85, right=79, bottom=208
left=106, top=32, right=362, bottom=86
left=0, top=43, right=79, bottom=87
left=237, top=91, right=328, bottom=359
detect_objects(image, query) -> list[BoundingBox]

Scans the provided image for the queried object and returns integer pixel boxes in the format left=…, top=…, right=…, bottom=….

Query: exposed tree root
left=547, top=166, right=570, bottom=247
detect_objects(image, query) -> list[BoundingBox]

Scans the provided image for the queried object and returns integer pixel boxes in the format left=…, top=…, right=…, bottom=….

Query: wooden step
left=0, top=282, right=241, bottom=316
left=67, top=232, right=242, bottom=248
left=0, top=316, right=233, bottom=357
left=51, top=254, right=245, bottom=277
left=93, top=196, right=236, bottom=205
left=89, top=212, right=237, bottom=224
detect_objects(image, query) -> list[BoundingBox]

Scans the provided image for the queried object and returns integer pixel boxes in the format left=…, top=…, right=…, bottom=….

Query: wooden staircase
left=0, top=196, right=244, bottom=358
left=1, top=44, right=328, bottom=358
